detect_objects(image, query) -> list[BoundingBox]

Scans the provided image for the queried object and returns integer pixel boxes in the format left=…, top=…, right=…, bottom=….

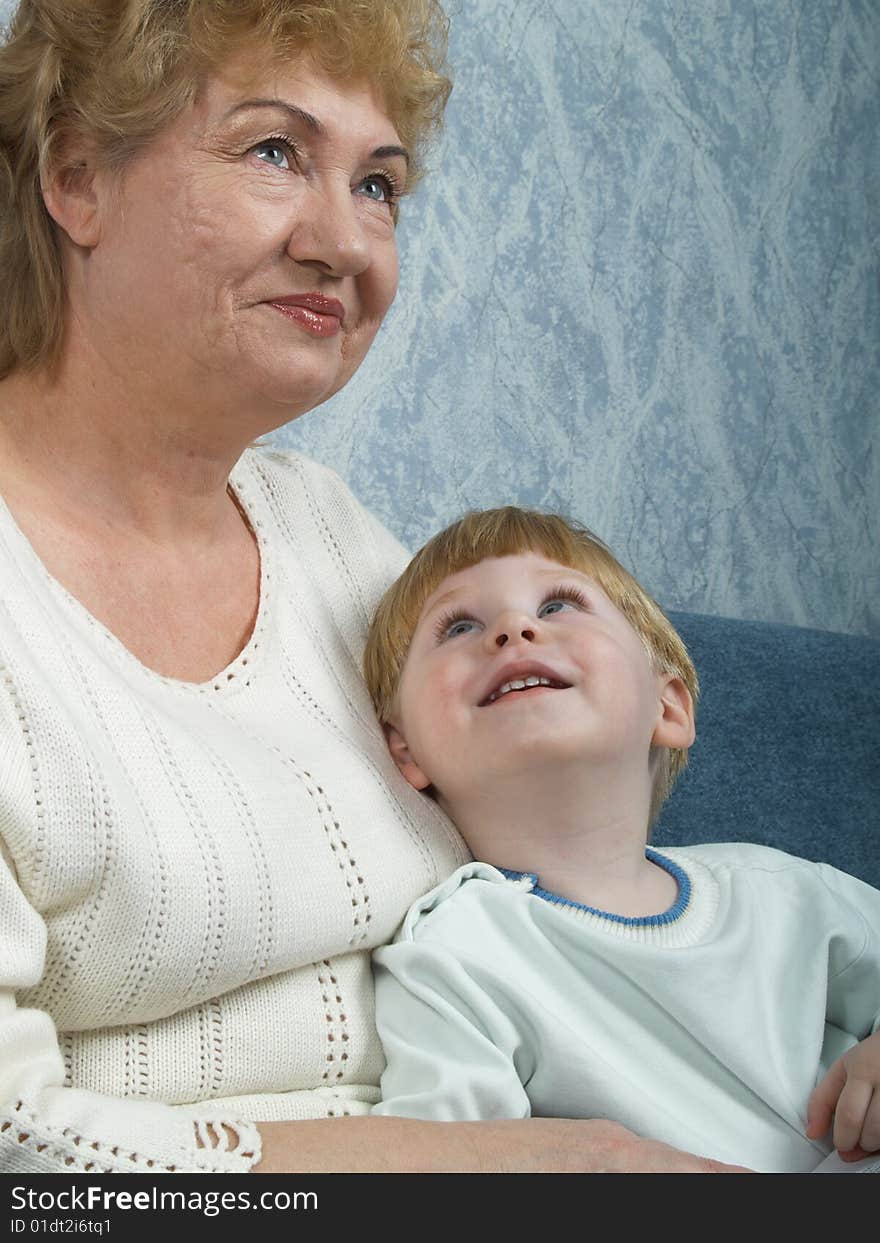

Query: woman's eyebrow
left=222, top=98, right=409, bottom=164
left=223, top=97, right=326, bottom=134
left=371, top=144, right=410, bottom=166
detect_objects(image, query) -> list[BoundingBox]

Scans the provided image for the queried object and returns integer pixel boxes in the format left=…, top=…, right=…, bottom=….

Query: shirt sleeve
left=816, top=863, right=880, bottom=1039
left=0, top=688, right=261, bottom=1175
left=371, top=939, right=531, bottom=1121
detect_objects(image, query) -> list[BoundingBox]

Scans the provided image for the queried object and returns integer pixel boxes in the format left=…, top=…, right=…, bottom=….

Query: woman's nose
left=287, top=184, right=370, bottom=278
left=486, top=613, right=537, bottom=649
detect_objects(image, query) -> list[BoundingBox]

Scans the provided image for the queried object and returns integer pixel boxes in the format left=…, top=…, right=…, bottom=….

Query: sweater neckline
left=494, top=847, right=721, bottom=946
left=497, top=847, right=692, bottom=926
left=0, top=448, right=271, bottom=698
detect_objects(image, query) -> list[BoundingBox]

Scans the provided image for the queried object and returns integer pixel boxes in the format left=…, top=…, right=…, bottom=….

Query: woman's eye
left=357, top=174, right=394, bottom=203
left=252, top=140, right=292, bottom=170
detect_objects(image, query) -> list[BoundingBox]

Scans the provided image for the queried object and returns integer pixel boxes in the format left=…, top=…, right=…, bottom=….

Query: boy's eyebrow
left=419, top=566, right=597, bottom=620
left=533, top=566, right=594, bottom=582
left=419, top=585, right=469, bottom=619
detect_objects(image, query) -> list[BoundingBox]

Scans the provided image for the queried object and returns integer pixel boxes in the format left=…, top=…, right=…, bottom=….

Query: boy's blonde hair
left=364, top=507, right=699, bottom=826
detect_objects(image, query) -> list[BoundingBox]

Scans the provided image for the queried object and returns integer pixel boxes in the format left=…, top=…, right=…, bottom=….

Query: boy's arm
left=806, top=865, right=880, bottom=1157
left=807, top=1032, right=880, bottom=1158
left=371, top=941, right=531, bottom=1120
left=816, top=864, right=880, bottom=1040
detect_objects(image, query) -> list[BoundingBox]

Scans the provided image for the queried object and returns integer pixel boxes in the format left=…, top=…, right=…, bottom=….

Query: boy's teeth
left=488, top=675, right=552, bottom=703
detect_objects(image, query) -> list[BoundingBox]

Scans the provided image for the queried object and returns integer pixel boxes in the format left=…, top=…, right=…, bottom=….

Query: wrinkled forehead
left=195, top=52, right=399, bottom=136
left=196, top=46, right=400, bottom=136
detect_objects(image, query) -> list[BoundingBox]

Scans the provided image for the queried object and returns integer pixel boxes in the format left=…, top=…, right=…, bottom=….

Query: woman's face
left=83, top=57, right=405, bottom=426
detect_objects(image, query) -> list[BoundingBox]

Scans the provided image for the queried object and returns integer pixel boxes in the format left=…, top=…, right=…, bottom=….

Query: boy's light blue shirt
left=372, top=844, right=880, bottom=1173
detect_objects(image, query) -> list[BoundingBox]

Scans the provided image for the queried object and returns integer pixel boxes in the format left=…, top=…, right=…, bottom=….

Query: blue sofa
left=654, top=613, right=879, bottom=890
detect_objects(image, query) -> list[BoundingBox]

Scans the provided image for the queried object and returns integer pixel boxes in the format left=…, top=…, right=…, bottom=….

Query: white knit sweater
left=0, top=447, right=467, bottom=1174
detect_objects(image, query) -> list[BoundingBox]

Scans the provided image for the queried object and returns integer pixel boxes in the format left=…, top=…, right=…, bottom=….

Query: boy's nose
left=488, top=613, right=537, bottom=648
left=495, top=627, right=535, bottom=648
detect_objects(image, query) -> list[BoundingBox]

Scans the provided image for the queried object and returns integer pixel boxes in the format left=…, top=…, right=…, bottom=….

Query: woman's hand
left=807, top=1031, right=880, bottom=1159
left=254, top=1118, right=752, bottom=1173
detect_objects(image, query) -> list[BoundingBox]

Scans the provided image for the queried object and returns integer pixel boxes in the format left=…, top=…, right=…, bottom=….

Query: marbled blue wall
left=275, top=0, right=879, bottom=637
left=3, top=1, right=875, bottom=635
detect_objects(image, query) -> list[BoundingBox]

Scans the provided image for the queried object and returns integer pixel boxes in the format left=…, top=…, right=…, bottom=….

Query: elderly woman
left=0, top=0, right=742, bottom=1174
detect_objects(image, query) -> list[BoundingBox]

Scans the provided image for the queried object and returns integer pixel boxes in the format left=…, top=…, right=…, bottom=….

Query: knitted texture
left=0, top=448, right=466, bottom=1173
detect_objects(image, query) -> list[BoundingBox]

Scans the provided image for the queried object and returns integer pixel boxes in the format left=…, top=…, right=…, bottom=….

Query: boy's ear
left=41, top=141, right=106, bottom=249
left=384, top=723, right=432, bottom=792
left=652, top=676, right=695, bottom=749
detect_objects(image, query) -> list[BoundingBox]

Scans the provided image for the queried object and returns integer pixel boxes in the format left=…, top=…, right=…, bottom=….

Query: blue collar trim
left=497, top=848, right=691, bottom=926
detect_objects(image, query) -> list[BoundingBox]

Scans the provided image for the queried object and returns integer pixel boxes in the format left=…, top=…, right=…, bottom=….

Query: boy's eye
left=433, top=612, right=481, bottom=642
left=538, top=598, right=576, bottom=618
left=538, top=587, right=589, bottom=618
left=445, top=618, right=479, bottom=639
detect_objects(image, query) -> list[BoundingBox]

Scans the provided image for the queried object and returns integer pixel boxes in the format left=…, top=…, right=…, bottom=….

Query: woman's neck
left=0, top=361, right=264, bottom=683
left=0, top=359, right=246, bottom=542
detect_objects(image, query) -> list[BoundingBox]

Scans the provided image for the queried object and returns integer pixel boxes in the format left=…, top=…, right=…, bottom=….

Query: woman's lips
left=268, top=294, right=345, bottom=338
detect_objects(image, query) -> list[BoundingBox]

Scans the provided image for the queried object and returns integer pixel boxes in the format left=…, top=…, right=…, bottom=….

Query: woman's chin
left=231, top=308, right=376, bottom=422
left=227, top=357, right=350, bottom=428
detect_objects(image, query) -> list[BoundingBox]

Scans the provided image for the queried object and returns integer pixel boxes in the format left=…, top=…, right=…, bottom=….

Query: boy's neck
left=440, top=761, right=676, bottom=918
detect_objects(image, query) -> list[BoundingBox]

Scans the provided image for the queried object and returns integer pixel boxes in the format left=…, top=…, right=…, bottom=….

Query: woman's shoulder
left=235, top=445, right=403, bottom=559
left=234, top=445, right=375, bottom=566
left=238, top=444, right=356, bottom=502
left=235, top=445, right=409, bottom=650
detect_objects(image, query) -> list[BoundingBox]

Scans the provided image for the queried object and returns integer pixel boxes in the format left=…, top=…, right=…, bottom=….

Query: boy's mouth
left=478, top=663, right=572, bottom=707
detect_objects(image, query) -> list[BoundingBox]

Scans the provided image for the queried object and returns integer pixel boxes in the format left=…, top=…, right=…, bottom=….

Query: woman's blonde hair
left=364, top=507, right=700, bottom=826
left=0, top=0, right=451, bottom=378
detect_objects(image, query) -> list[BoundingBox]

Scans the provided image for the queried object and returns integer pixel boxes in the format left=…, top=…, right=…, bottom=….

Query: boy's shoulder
left=658, top=841, right=813, bottom=872
left=659, top=842, right=879, bottom=903
left=388, top=847, right=879, bottom=952
left=393, top=861, right=526, bottom=945
left=394, top=846, right=832, bottom=945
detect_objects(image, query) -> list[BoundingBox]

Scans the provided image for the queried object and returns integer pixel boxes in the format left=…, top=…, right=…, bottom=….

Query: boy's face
left=385, top=553, right=693, bottom=804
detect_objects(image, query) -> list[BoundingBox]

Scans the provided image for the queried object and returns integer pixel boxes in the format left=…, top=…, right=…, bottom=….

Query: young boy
left=363, top=507, right=880, bottom=1173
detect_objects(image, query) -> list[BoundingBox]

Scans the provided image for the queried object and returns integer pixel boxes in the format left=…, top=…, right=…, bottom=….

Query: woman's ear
left=384, top=723, right=432, bottom=791
left=40, top=141, right=106, bottom=249
left=652, top=676, right=696, bottom=749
